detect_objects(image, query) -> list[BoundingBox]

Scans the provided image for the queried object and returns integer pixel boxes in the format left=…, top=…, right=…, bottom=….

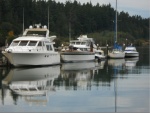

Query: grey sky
left=54, top=0, right=150, bottom=18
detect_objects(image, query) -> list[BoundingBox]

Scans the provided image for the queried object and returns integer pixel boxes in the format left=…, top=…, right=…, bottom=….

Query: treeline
left=0, top=0, right=149, bottom=47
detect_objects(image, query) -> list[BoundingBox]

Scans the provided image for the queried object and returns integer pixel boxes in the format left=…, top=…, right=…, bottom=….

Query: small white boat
left=124, top=46, right=139, bottom=57
left=2, top=24, right=60, bottom=67
left=61, top=35, right=105, bottom=62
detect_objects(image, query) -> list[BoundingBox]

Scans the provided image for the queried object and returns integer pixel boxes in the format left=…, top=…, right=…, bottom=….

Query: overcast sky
left=54, top=0, right=150, bottom=18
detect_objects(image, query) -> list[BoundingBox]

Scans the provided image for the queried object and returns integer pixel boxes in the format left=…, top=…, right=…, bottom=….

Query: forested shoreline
left=0, top=0, right=149, bottom=47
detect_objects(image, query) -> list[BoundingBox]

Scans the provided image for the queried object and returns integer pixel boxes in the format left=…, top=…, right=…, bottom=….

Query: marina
left=0, top=47, right=149, bottom=112
left=0, top=0, right=149, bottom=112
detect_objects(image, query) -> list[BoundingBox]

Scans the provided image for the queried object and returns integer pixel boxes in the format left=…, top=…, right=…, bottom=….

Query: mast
left=69, top=22, right=71, bottom=42
left=48, top=6, right=49, bottom=30
left=115, top=0, right=117, bottom=42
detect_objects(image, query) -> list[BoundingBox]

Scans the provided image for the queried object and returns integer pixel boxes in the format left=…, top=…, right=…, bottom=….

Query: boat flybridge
left=2, top=24, right=60, bottom=67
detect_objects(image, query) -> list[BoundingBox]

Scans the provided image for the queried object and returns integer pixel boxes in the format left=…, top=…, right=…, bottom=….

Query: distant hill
left=0, top=0, right=149, bottom=46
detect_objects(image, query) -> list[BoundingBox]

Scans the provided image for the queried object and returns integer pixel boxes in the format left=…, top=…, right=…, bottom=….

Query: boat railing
left=7, top=46, right=44, bottom=52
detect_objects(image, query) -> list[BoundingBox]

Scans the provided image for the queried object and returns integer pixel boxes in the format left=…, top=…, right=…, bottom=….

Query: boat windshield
left=28, top=41, right=37, bottom=46
left=26, top=31, right=46, bottom=37
left=18, top=41, right=28, bottom=46
left=10, top=41, right=20, bottom=46
left=80, top=48, right=88, bottom=51
left=70, top=42, right=75, bottom=45
left=76, top=42, right=80, bottom=45
left=81, top=42, right=86, bottom=45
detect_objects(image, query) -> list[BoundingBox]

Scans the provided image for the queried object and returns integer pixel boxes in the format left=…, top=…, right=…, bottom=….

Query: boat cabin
left=125, top=47, right=137, bottom=51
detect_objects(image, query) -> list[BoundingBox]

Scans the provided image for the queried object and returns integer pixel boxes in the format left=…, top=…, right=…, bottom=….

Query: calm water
left=0, top=47, right=149, bottom=112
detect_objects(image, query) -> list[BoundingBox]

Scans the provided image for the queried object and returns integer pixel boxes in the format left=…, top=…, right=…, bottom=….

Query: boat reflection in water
left=60, top=61, right=105, bottom=89
left=108, top=59, right=125, bottom=67
left=2, top=65, right=60, bottom=105
left=125, top=57, right=139, bottom=67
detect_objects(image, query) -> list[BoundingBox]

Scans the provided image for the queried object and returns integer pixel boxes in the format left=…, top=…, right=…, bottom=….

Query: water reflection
left=0, top=54, right=149, bottom=112
left=107, top=58, right=140, bottom=75
left=2, top=65, right=60, bottom=105
left=125, top=57, right=139, bottom=67
left=60, top=62, right=96, bottom=90
left=108, top=59, right=125, bottom=67
left=55, top=61, right=108, bottom=90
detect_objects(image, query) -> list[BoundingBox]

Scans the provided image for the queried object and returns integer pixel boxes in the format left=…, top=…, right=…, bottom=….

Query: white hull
left=95, top=54, right=106, bottom=60
left=125, top=52, right=139, bottom=57
left=108, top=51, right=125, bottom=59
left=61, top=52, right=95, bottom=62
left=2, top=51, right=60, bottom=66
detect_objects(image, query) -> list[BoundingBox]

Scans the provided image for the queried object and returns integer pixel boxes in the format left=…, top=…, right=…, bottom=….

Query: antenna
left=23, top=8, right=24, bottom=33
left=48, top=6, right=49, bottom=30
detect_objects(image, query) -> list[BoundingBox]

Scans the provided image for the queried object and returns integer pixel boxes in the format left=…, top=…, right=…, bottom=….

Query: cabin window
left=70, top=42, right=75, bottom=45
left=26, top=31, right=46, bottom=36
left=86, top=42, right=90, bottom=46
left=45, top=41, right=50, bottom=43
left=28, top=41, right=37, bottom=46
left=38, top=41, right=42, bottom=46
left=10, top=41, right=19, bottom=46
left=19, top=41, right=28, bottom=46
left=76, top=42, right=80, bottom=45
left=81, top=42, right=86, bottom=45
left=46, top=45, right=52, bottom=51
left=42, top=42, right=45, bottom=46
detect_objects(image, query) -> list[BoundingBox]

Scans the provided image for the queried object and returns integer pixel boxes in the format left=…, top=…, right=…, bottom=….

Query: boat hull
left=125, top=52, right=139, bottom=57
left=61, top=51, right=95, bottom=62
left=108, top=52, right=125, bottom=59
left=2, top=51, right=60, bottom=67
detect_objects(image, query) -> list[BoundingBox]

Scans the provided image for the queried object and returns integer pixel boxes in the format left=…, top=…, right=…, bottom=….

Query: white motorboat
left=2, top=24, right=60, bottom=67
left=61, top=35, right=95, bottom=62
left=124, top=46, right=139, bottom=57
left=61, top=35, right=105, bottom=62
left=2, top=65, right=60, bottom=96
